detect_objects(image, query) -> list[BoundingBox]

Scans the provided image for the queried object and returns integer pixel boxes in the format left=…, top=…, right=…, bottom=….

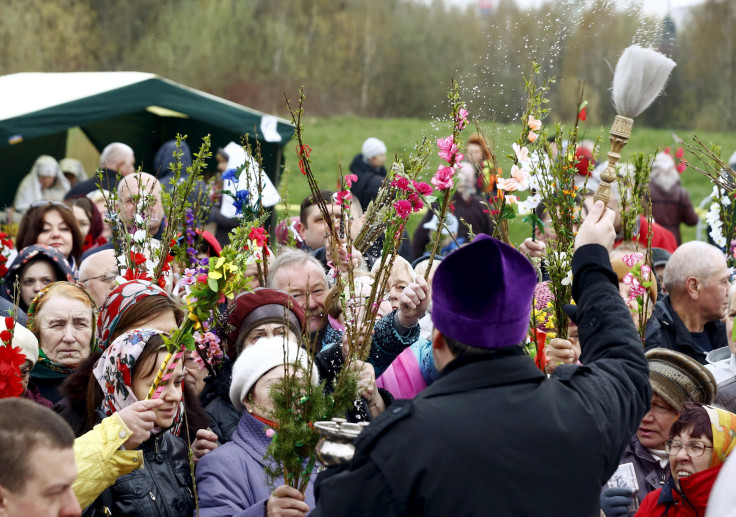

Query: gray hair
left=99, top=142, right=134, bottom=169
left=267, top=248, right=327, bottom=289
left=663, top=241, right=726, bottom=293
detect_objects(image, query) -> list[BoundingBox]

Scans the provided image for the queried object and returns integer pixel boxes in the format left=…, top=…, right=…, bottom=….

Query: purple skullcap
left=431, top=234, right=537, bottom=349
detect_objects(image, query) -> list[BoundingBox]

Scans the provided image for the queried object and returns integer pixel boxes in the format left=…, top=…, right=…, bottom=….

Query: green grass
left=70, top=118, right=736, bottom=246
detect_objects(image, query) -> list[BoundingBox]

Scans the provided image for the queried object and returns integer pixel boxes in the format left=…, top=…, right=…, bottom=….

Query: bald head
left=79, top=249, right=118, bottom=307
left=117, top=172, right=164, bottom=236
left=664, top=242, right=726, bottom=294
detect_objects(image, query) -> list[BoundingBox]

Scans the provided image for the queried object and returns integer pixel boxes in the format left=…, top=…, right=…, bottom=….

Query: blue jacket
left=196, top=410, right=316, bottom=517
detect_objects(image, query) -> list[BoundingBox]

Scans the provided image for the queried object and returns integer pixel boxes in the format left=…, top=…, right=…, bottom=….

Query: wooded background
left=3, top=0, right=734, bottom=131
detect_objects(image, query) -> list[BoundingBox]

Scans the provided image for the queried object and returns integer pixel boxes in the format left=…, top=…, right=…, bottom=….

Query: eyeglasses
left=665, top=440, right=713, bottom=457
left=80, top=272, right=118, bottom=284
left=28, top=200, right=71, bottom=211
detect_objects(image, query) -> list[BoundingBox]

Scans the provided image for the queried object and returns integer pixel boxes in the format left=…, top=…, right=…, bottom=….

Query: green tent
left=0, top=72, right=294, bottom=208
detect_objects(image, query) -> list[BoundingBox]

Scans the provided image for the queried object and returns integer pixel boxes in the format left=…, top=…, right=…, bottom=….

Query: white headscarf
left=13, top=155, right=71, bottom=211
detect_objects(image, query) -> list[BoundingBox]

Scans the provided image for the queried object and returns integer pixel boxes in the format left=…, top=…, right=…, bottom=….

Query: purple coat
left=195, top=410, right=316, bottom=517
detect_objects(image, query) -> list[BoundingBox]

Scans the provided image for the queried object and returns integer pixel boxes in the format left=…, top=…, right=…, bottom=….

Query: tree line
left=1, top=0, right=733, bottom=130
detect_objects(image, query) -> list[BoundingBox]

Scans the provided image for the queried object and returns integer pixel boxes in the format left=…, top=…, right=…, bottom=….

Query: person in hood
left=14, top=155, right=71, bottom=212
left=348, top=137, right=387, bottom=210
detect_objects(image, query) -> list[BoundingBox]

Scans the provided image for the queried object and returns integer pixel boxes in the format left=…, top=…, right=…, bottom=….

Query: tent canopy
left=0, top=72, right=294, bottom=207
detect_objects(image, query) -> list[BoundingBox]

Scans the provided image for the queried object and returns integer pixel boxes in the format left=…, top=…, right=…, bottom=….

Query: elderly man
left=0, top=398, right=81, bottom=517
left=645, top=241, right=729, bottom=364
left=309, top=201, right=650, bottom=516
left=267, top=248, right=427, bottom=377
left=65, top=142, right=136, bottom=198
left=78, top=249, right=118, bottom=307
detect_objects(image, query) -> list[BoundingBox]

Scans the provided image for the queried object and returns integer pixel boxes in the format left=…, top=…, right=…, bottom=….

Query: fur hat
left=362, top=137, right=387, bottom=160
left=432, top=234, right=537, bottom=349
left=226, top=288, right=304, bottom=359
left=0, top=319, right=38, bottom=366
left=646, top=348, right=717, bottom=411
left=229, top=336, right=317, bottom=412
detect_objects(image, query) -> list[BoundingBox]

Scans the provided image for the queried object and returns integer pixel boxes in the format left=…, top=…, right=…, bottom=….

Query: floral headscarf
left=27, top=281, right=97, bottom=377
left=704, top=405, right=736, bottom=468
left=97, top=280, right=169, bottom=351
left=2, top=245, right=75, bottom=311
left=93, top=328, right=184, bottom=435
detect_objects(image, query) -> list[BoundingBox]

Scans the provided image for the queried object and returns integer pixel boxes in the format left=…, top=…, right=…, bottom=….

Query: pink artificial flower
left=394, top=200, right=412, bottom=219
left=623, top=272, right=634, bottom=286
left=512, top=143, right=530, bottom=163
left=197, top=273, right=209, bottom=284
left=505, top=195, right=518, bottom=205
left=527, top=115, right=542, bottom=132
left=431, top=165, right=455, bottom=190
left=455, top=108, right=469, bottom=131
left=437, top=136, right=459, bottom=164
left=528, top=130, right=538, bottom=143
left=335, top=190, right=352, bottom=206
left=640, top=264, right=651, bottom=280
left=391, top=177, right=410, bottom=191
left=344, top=174, right=358, bottom=188
left=408, top=193, right=423, bottom=211
left=413, top=181, right=434, bottom=196
left=622, top=253, right=644, bottom=268
left=496, top=164, right=529, bottom=193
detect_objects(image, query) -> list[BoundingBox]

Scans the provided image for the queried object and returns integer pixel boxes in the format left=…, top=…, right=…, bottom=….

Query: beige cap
left=646, top=348, right=717, bottom=411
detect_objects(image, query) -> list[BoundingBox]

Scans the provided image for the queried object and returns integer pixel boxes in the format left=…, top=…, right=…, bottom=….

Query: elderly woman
left=1, top=245, right=75, bottom=313
left=196, top=336, right=317, bottom=517
left=635, top=403, right=736, bottom=516
left=13, top=155, right=71, bottom=212
left=82, top=329, right=194, bottom=515
left=15, top=200, right=84, bottom=270
left=600, top=349, right=717, bottom=517
left=198, top=288, right=305, bottom=445
left=56, top=280, right=185, bottom=436
left=27, top=282, right=96, bottom=404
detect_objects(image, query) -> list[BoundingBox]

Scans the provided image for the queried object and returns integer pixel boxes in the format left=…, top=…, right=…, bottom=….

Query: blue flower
left=233, top=189, right=250, bottom=215
left=222, top=168, right=237, bottom=182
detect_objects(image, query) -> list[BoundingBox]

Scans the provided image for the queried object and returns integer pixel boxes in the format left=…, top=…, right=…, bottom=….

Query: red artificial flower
left=248, top=227, right=269, bottom=248
left=296, top=144, right=312, bottom=175
left=123, top=268, right=151, bottom=282
left=130, top=251, right=147, bottom=267
left=344, top=174, right=358, bottom=188
left=408, top=193, right=423, bottom=212
left=0, top=330, right=12, bottom=346
left=578, top=107, right=587, bottom=121
left=391, top=177, right=410, bottom=191
left=4, top=317, right=13, bottom=331
left=413, top=181, right=434, bottom=196
left=0, top=345, right=26, bottom=398
left=394, top=200, right=412, bottom=219
left=197, top=273, right=209, bottom=284
left=334, top=190, right=352, bottom=207
left=157, top=275, right=167, bottom=289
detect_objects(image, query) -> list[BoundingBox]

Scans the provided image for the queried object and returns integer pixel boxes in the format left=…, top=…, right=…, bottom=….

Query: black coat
left=644, top=295, right=727, bottom=365
left=311, top=244, right=651, bottom=517
left=83, top=432, right=194, bottom=517
left=348, top=153, right=387, bottom=210
left=65, top=168, right=119, bottom=199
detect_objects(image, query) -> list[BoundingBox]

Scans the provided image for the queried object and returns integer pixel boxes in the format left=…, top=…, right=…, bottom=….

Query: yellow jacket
left=73, top=413, right=144, bottom=508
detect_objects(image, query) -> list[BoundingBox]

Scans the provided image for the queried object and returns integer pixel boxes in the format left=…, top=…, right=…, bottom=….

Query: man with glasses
left=78, top=249, right=118, bottom=307
left=600, top=348, right=717, bottom=516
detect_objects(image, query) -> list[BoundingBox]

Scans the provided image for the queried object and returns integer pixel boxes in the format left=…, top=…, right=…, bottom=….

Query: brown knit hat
left=646, top=348, right=717, bottom=411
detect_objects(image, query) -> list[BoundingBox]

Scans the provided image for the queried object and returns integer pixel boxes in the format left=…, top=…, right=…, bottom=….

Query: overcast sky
left=450, top=0, right=703, bottom=17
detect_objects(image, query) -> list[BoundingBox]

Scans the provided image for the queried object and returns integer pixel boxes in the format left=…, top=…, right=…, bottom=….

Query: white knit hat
left=229, top=336, right=318, bottom=412
left=0, top=319, right=38, bottom=365
left=362, top=137, right=387, bottom=160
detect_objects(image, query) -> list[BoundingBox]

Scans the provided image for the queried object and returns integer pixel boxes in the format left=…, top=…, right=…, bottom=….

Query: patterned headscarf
left=93, top=328, right=184, bottom=435
left=97, top=280, right=169, bottom=351
left=27, top=281, right=97, bottom=376
left=704, top=405, right=736, bottom=468
left=2, top=245, right=75, bottom=311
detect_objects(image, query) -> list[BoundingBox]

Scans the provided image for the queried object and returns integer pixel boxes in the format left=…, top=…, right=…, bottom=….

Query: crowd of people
left=0, top=134, right=735, bottom=517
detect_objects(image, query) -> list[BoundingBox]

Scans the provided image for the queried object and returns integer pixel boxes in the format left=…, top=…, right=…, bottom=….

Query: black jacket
left=348, top=153, right=387, bottom=210
left=311, top=244, right=651, bottom=517
left=84, top=432, right=194, bottom=517
left=644, top=295, right=727, bottom=365
left=203, top=360, right=240, bottom=443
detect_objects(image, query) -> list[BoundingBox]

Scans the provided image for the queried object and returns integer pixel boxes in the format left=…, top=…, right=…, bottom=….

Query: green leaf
left=424, top=195, right=437, bottom=204
left=208, top=277, right=219, bottom=292
left=501, top=203, right=517, bottom=220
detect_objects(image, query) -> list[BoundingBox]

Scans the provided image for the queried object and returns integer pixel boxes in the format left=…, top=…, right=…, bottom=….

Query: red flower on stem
left=248, top=227, right=269, bottom=248
left=394, top=200, right=412, bottom=219
left=0, top=345, right=26, bottom=398
left=130, top=251, right=147, bottom=267
left=296, top=145, right=312, bottom=176
left=578, top=107, right=587, bottom=121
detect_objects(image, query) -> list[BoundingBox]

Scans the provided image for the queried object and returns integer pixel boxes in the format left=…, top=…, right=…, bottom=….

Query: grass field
left=69, top=117, right=736, bottom=247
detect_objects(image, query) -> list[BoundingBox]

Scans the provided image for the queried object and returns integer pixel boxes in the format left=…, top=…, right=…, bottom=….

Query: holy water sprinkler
left=594, top=46, right=676, bottom=205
